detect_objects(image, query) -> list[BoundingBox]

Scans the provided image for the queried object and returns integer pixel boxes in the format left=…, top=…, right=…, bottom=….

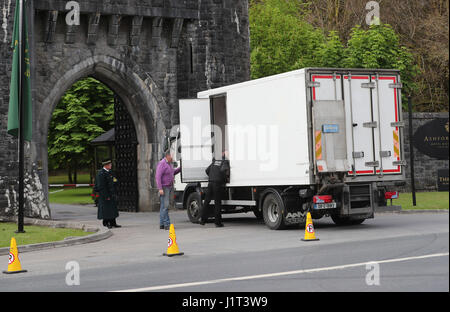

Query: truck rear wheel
left=262, top=193, right=286, bottom=230
left=331, top=215, right=365, bottom=226
left=186, top=192, right=202, bottom=224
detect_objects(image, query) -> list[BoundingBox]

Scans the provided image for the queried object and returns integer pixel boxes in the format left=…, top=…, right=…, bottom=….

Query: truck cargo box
left=179, top=68, right=405, bottom=186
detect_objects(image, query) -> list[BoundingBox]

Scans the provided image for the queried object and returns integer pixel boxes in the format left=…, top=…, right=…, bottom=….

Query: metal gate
left=114, top=96, right=138, bottom=212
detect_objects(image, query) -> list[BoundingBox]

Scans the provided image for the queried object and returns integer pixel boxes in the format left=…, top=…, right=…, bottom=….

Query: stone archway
left=35, top=55, right=168, bottom=214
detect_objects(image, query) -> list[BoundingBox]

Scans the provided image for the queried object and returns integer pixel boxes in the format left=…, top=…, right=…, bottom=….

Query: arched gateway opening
left=48, top=76, right=140, bottom=212
left=37, top=56, right=168, bottom=215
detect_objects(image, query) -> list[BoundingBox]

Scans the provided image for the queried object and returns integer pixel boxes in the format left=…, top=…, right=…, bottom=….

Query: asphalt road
left=0, top=206, right=448, bottom=293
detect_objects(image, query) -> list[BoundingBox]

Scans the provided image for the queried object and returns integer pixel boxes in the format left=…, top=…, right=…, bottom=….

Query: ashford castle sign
left=413, top=118, right=449, bottom=160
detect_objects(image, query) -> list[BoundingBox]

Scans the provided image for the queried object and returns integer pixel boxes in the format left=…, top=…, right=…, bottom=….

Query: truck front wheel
left=186, top=192, right=203, bottom=224
left=262, top=193, right=286, bottom=230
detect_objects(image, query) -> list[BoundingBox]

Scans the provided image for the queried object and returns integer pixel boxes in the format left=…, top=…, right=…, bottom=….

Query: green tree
left=249, top=1, right=418, bottom=108
left=48, top=77, right=114, bottom=183
left=343, top=24, right=419, bottom=105
left=250, top=0, right=328, bottom=79
left=316, top=30, right=344, bottom=68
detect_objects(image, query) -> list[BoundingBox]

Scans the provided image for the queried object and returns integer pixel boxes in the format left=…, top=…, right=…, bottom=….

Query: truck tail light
left=313, top=195, right=333, bottom=204
left=385, top=191, right=399, bottom=199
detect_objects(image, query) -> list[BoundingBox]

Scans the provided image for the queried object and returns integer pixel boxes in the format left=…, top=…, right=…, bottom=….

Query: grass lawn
left=0, top=222, right=92, bottom=248
left=49, top=186, right=95, bottom=205
left=391, top=191, right=449, bottom=210
left=48, top=173, right=91, bottom=185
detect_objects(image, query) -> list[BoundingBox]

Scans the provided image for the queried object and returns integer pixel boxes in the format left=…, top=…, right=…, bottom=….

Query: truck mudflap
left=282, top=192, right=307, bottom=225
left=285, top=210, right=307, bottom=225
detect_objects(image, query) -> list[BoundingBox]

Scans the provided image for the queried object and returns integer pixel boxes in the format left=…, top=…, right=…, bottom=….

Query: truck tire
left=331, top=215, right=365, bottom=226
left=262, top=193, right=286, bottom=230
left=186, top=192, right=203, bottom=224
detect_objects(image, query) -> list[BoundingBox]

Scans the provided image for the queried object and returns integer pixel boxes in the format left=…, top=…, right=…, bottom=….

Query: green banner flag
left=7, top=0, right=32, bottom=142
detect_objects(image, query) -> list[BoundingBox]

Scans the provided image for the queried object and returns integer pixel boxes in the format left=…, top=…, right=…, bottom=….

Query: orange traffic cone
left=3, top=237, right=27, bottom=274
left=163, top=224, right=184, bottom=257
left=301, top=212, right=319, bottom=241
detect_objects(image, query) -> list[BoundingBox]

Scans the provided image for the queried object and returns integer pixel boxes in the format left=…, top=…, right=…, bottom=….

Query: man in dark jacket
left=95, top=160, right=120, bottom=228
left=200, top=152, right=230, bottom=227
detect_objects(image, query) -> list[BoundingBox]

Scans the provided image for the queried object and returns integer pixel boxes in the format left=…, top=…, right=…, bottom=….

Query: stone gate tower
left=0, top=0, right=250, bottom=218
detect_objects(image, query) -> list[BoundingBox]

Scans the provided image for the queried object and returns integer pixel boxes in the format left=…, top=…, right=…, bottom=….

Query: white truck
left=173, top=68, right=406, bottom=229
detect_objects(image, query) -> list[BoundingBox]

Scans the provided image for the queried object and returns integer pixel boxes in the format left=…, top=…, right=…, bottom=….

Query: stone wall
left=402, top=112, right=449, bottom=192
left=0, top=0, right=250, bottom=218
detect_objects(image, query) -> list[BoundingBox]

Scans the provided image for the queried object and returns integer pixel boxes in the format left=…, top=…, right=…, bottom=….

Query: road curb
left=376, top=209, right=449, bottom=214
left=376, top=205, right=402, bottom=213
left=398, top=209, right=448, bottom=214
left=0, top=217, right=113, bottom=256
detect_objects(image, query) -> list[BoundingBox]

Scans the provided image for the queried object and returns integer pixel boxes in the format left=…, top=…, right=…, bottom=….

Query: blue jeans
left=159, top=186, right=172, bottom=227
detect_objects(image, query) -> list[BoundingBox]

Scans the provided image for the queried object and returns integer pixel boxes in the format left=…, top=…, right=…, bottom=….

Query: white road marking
left=49, top=189, right=65, bottom=194
left=113, top=252, right=449, bottom=292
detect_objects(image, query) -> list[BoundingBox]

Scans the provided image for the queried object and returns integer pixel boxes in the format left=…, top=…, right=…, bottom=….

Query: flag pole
left=16, top=0, right=25, bottom=233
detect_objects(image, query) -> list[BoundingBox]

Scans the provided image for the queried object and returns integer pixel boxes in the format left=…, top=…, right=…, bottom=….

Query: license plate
left=313, top=202, right=337, bottom=210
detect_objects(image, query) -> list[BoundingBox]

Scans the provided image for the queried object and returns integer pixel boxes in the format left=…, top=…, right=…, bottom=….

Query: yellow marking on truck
left=393, top=129, right=400, bottom=158
left=315, top=130, right=322, bottom=160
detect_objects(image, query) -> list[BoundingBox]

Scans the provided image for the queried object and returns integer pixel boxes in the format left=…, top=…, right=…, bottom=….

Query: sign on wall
left=412, top=118, right=449, bottom=160
left=437, top=169, right=449, bottom=192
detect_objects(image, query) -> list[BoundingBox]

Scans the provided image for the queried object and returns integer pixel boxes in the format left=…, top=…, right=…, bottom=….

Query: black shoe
left=160, top=225, right=164, bottom=229
left=164, top=225, right=170, bottom=230
left=215, top=223, right=224, bottom=228
left=107, top=225, right=113, bottom=229
left=199, top=220, right=205, bottom=226
left=112, top=224, right=122, bottom=228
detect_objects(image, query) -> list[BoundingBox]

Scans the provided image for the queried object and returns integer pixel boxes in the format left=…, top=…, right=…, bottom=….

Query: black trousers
left=102, top=218, right=117, bottom=227
left=201, top=182, right=223, bottom=225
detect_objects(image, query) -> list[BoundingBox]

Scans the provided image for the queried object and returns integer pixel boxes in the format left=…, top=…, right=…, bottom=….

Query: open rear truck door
left=179, top=98, right=212, bottom=183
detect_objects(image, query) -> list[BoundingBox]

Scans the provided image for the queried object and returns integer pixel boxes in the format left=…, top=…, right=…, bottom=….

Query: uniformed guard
left=200, top=152, right=230, bottom=227
left=94, top=159, right=121, bottom=228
